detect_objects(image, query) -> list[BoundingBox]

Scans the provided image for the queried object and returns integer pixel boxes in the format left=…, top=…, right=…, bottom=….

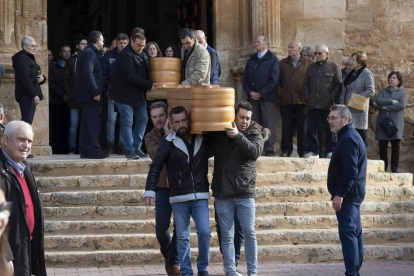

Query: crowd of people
left=0, top=25, right=409, bottom=276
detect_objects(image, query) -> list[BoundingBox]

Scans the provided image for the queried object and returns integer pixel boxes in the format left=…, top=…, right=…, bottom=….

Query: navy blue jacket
left=206, top=44, right=219, bottom=84
left=100, top=47, right=119, bottom=92
left=243, top=50, right=280, bottom=102
left=108, top=43, right=153, bottom=107
left=76, top=44, right=103, bottom=104
left=49, top=60, right=66, bottom=105
left=327, top=123, right=367, bottom=203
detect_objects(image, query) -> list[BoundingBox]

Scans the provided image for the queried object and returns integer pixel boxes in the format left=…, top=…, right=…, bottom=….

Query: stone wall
left=216, top=0, right=414, bottom=174
left=0, top=0, right=51, bottom=155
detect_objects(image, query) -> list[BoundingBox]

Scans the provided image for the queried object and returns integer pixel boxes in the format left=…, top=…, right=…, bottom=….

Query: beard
left=176, top=127, right=189, bottom=138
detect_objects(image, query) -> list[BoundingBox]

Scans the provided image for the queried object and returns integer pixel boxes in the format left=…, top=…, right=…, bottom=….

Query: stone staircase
left=28, top=156, right=414, bottom=267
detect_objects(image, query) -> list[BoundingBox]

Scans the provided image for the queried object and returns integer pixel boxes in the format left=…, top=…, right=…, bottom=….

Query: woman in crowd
left=162, top=43, right=181, bottom=58
left=375, top=71, right=407, bottom=173
left=144, top=41, right=162, bottom=58
left=339, top=51, right=375, bottom=145
left=0, top=182, right=12, bottom=276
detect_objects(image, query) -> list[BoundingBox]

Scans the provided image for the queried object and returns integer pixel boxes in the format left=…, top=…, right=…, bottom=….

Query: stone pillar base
left=31, top=146, right=52, bottom=156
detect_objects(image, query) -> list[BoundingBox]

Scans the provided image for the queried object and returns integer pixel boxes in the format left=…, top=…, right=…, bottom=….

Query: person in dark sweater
left=327, top=104, right=367, bottom=276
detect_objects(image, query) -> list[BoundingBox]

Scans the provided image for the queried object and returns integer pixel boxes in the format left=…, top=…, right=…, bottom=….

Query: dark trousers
left=214, top=202, right=243, bottom=266
left=155, top=188, right=179, bottom=266
left=49, top=104, right=70, bottom=154
left=99, top=100, right=108, bottom=149
left=280, top=104, right=308, bottom=156
left=355, top=129, right=367, bottom=147
left=18, top=96, right=36, bottom=124
left=336, top=201, right=364, bottom=276
left=80, top=102, right=101, bottom=154
left=307, top=109, right=336, bottom=154
left=250, top=98, right=277, bottom=152
left=379, top=140, right=400, bottom=173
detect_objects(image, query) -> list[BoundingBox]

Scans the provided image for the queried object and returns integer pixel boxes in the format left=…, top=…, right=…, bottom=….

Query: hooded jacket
left=209, top=121, right=269, bottom=199
left=144, top=133, right=210, bottom=204
left=12, top=50, right=46, bottom=101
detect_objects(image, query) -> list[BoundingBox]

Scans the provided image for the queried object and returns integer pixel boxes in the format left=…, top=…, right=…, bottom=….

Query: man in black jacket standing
left=108, top=33, right=156, bottom=159
left=243, top=35, right=279, bottom=156
left=1, top=121, right=46, bottom=276
left=210, top=101, right=268, bottom=276
left=144, top=106, right=211, bottom=276
left=76, top=31, right=108, bottom=159
left=327, top=105, right=366, bottom=276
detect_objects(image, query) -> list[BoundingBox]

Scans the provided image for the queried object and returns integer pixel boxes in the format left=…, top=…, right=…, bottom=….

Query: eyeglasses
left=26, top=45, right=37, bottom=48
left=0, top=201, right=12, bottom=214
left=327, top=116, right=342, bottom=122
left=314, top=52, right=325, bottom=56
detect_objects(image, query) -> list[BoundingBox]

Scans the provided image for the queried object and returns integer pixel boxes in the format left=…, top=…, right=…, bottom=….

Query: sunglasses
left=314, top=52, right=325, bottom=56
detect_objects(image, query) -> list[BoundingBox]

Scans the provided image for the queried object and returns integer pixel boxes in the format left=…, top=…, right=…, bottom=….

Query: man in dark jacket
left=62, top=36, right=87, bottom=154
left=1, top=121, right=46, bottom=276
left=243, top=35, right=279, bottom=156
left=303, top=44, right=342, bottom=158
left=210, top=101, right=268, bottom=276
left=100, top=33, right=129, bottom=154
left=76, top=31, right=108, bottom=159
left=108, top=33, right=156, bottom=159
left=12, top=36, right=47, bottom=126
left=144, top=106, right=211, bottom=276
left=327, top=104, right=366, bottom=276
left=194, top=30, right=219, bottom=84
left=277, top=40, right=314, bottom=157
left=49, top=44, right=71, bottom=154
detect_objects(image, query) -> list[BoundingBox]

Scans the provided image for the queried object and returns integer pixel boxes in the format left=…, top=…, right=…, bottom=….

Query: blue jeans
left=171, top=199, right=211, bottom=276
left=215, top=198, right=257, bottom=276
left=116, top=101, right=148, bottom=152
left=69, top=108, right=82, bottom=149
left=107, top=99, right=122, bottom=143
left=155, top=189, right=179, bottom=266
left=336, top=201, right=364, bottom=276
left=307, top=109, right=336, bottom=154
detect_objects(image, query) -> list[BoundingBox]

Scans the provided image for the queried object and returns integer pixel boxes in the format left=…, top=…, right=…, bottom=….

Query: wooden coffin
left=167, top=86, right=235, bottom=133
left=147, top=57, right=181, bottom=100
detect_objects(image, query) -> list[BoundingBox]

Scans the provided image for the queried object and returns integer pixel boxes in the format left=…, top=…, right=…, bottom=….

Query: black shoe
left=280, top=152, right=289, bottom=157
left=88, top=151, right=109, bottom=159
left=197, top=271, right=210, bottom=276
left=27, top=154, right=34, bottom=158
left=80, top=152, right=88, bottom=159
left=265, top=151, right=274, bottom=156
left=69, top=148, right=76, bottom=155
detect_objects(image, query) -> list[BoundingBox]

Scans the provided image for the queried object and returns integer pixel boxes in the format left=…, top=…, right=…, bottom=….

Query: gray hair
left=0, top=104, right=3, bottom=116
left=316, top=44, right=329, bottom=53
left=3, top=121, right=33, bottom=139
left=302, top=45, right=314, bottom=59
left=21, top=36, right=35, bottom=49
left=330, top=104, right=352, bottom=123
left=179, top=28, right=195, bottom=40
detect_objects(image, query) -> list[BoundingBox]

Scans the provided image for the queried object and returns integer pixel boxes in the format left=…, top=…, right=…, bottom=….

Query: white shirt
left=257, top=49, right=268, bottom=59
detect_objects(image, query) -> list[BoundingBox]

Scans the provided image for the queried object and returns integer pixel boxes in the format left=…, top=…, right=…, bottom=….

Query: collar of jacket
left=88, top=44, right=101, bottom=55
left=317, top=57, right=329, bottom=66
left=253, top=49, right=272, bottom=60
left=386, top=86, right=404, bottom=93
left=337, top=123, right=353, bottom=140
left=181, top=39, right=202, bottom=60
left=165, top=132, right=203, bottom=163
left=242, top=121, right=262, bottom=136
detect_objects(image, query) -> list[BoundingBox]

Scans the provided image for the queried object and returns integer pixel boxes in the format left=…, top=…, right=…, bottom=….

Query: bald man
left=277, top=40, right=314, bottom=157
left=195, top=30, right=219, bottom=84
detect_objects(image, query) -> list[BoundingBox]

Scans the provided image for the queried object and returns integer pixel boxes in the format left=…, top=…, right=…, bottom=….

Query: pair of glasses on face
left=314, top=51, right=325, bottom=56
left=0, top=201, right=12, bottom=215
left=327, top=116, right=342, bottom=122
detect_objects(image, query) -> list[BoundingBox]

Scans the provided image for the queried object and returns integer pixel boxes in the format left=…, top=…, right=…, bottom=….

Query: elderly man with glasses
left=303, top=44, right=342, bottom=159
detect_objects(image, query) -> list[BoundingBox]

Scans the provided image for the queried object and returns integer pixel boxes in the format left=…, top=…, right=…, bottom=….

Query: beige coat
left=181, top=39, right=211, bottom=85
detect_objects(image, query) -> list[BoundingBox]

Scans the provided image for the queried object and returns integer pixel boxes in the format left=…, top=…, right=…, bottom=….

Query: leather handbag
left=348, top=92, right=369, bottom=111
left=379, top=112, right=398, bottom=137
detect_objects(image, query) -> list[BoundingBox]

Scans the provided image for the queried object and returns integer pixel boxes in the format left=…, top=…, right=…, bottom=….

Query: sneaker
left=303, top=152, right=319, bottom=159
left=280, top=152, right=289, bottom=157
left=197, top=271, right=210, bottom=276
left=265, top=151, right=274, bottom=157
left=223, top=267, right=242, bottom=276
left=135, top=148, right=149, bottom=158
left=126, top=150, right=139, bottom=160
left=88, top=151, right=110, bottom=159
left=326, top=152, right=333, bottom=159
left=69, top=148, right=76, bottom=155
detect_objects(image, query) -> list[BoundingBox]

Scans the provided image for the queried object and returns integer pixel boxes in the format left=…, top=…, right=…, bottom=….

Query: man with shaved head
left=277, top=40, right=313, bottom=157
left=195, top=30, right=220, bottom=84
left=243, top=35, right=279, bottom=156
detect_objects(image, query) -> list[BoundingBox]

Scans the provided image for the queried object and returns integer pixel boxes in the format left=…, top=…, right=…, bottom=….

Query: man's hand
left=34, top=96, right=40, bottom=106
left=392, top=100, right=399, bottom=105
left=63, top=95, right=69, bottom=103
left=381, top=106, right=387, bottom=110
left=144, top=197, right=154, bottom=206
left=149, top=83, right=158, bottom=92
left=225, top=122, right=239, bottom=138
left=8, top=261, right=14, bottom=274
left=94, top=95, right=101, bottom=101
left=163, top=118, right=173, bottom=136
left=250, top=91, right=261, bottom=100
left=37, top=75, right=44, bottom=83
left=332, top=195, right=343, bottom=212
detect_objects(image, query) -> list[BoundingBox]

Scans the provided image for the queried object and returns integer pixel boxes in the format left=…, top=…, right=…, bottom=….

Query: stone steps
left=39, top=185, right=414, bottom=207
left=45, top=244, right=414, bottom=267
left=36, top=172, right=413, bottom=192
left=28, top=157, right=385, bottom=177
left=42, top=201, right=414, bottom=220
left=44, top=214, right=414, bottom=235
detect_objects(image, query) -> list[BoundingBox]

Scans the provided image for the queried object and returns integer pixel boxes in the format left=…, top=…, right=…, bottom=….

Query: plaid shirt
left=2, top=149, right=25, bottom=177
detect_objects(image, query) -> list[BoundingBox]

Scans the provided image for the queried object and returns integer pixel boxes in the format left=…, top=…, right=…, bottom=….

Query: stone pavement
left=46, top=260, right=414, bottom=275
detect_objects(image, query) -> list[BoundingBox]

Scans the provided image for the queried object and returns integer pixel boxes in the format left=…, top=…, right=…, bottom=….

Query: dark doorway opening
left=47, top=0, right=214, bottom=58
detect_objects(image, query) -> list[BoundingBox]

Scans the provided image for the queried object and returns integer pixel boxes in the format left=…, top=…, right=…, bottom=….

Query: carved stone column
left=0, top=0, right=51, bottom=155
left=252, top=0, right=282, bottom=55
